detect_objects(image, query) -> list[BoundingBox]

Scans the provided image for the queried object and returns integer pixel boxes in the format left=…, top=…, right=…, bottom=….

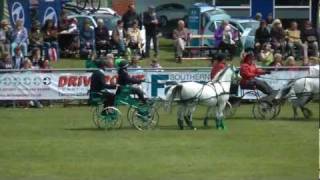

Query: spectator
left=255, top=20, right=270, bottom=52
left=286, top=56, right=299, bottom=70
left=173, top=20, right=189, bottom=63
left=286, top=21, right=306, bottom=59
left=0, top=19, right=11, bottom=56
left=42, top=19, right=59, bottom=60
left=143, top=5, right=160, bottom=58
left=29, top=21, right=43, bottom=51
left=128, top=56, right=141, bottom=68
left=11, top=20, right=28, bottom=57
left=0, top=52, right=12, bottom=69
left=266, top=13, right=274, bottom=26
left=122, top=4, right=140, bottom=31
left=12, top=47, right=24, bottom=69
left=21, top=58, right=33, bottom=69
left=127, top=20, right=143, bottom=55
left=59, top=9, right=69, bottom=32
left=270, top=19, right=286, bottom=53
left=112, top=20, right=126, bottom=56
left=95, top=18, right=110, bottom=57
left=259, top=43, right=274, bottom=66
left=85, top=51, right=97, bottom=69
left=40, top=59, right=52, bottom=71
left=301, top=21, right=319, bottom=59
left=30, top=48, right=42, bottom=68
left=214, top=20, right=238, bottom=60
left=255, top=13, right=262, bottom=21
left=105, top=54, right=114, bottom=69
left=150, top=59, right=162, bottom=69
left=270, top=53, right=283, bottom=67
left=80, top=20, right=95, bottom=55
left=211, top=53, right=226, bottom=79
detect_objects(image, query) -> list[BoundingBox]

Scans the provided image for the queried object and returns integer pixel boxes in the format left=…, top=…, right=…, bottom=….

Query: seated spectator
left=0, top=52, right=12, bottom=69
left=42, top=19, right=59, bottom=60
left=21, top=58, right=33, bottom=70
left=215, top=20, right=239, bottom=60
left=105, top=54, right=115, bottom=69
left=259, top=43, right=274, bottom=66
left=255, top=20, right=270, bottom=53
left=11, top=20, right=28, bottom=57
left=95, top=18, right=110, bottom=57
left=270, top=19, right=286, bottom=53
left=40, top=59, right=52, bottom=72
left=80, top=20, right=95, bottom=55
left=128, top=56, right=141, bottom=68
left=12, top=47, right=24, bottom=69
left=173, top=20, right=189, bottom=63
left=286, top=56, right=299, bottom=70
left=59, top=9, right=69, bottom=32
left=30, top=48, right=42, bottom=68
left=60, top=18, right=78, bottom=33
left=286, top=21, right=306, bottom=59
left=0, top=19, right=11, bottom=56
left=301, top=21, right=319, bottom=59
left=266, top=13, right=274, bottom=26
left=270, top=53, right=283, bottom=67
left=211, top=53, right=226, bottom=80
left=126, top=20, right=143, bottom=54
left=150, top=59, right=162, bottom=69
left=29, top=21, right=43, bottom=51
left=112, top=20, right=126, bottom=56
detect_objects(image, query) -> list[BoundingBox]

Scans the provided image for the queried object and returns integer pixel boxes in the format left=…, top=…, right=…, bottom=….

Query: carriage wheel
left=131, top=107, right=159, bottom=131
left=92, top=104, right=106, bottom=128
left=90, top=0, right=101, bottom=10
left=252, top=101, right=276, bottom=120
left=126, top=107, right=135, bottom=126
left=224, top=101, right=237, bottom=118
left=76, top=0, right=87, bottom=10
left=102, top=107, right=123, bottom=129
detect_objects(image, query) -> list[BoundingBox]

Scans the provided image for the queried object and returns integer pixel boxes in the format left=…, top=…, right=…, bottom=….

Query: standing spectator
left=12, top=47, right=24, bottom=69
left=259, top=43, right=274, bottom=66
left=211, top=53, right=226, bottom=79
left=42, top=19, right=59, bottom=60
left=11, top=20, right=28, bottom=57
left=270, top=19, right=286, bottom=53
left=95, top=19, right=110, bottom=57
left=80, top=20, right=95, bottom=55
left=127, top=20, right=143, bottom=55
left=173, top=20, right=189, bottom=63
left=30, top=48, right=42, bottom=68
left=255, top=20, right=270, bottom=52
left=143, top=5, right=160, bottom=58
left=112, top=20, right=126, bottom=56
left=0, top=53, right=13, bottom=69
left=214, top=20, right=238, bottom=60
left=286, top=21, right=306, bottom=59
left=301, top=21, right=319, bottom=60
left=122, top=4, right=140, bottom=31
left=255, top=13, right=262, bottom=21
left=270, top=53, right=283, bottom=67
left=0, top=19, right=11, bottom=56
left=29, top=21, right=43, bottom=51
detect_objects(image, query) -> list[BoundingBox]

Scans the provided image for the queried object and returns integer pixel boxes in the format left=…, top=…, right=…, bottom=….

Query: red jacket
left=240, top=61, right=265, bottom=86
left=211, top=62, right=226, bottom=79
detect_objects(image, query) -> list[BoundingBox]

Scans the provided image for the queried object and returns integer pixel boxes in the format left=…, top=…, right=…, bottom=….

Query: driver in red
left=210, top=53, right=226, bottom=80
left=240, top=54, right=274, bottom=96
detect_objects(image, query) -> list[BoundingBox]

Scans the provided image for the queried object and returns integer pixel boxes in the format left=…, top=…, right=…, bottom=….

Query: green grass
left=52, top=38, right=225, bottom=69
left=0, top=103, right=318, bottom=180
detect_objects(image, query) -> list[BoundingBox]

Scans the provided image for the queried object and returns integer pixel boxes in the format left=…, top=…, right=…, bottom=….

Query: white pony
left=278, top=65, right=320, bottom=119
left=165, top=65, right=238, bottom=130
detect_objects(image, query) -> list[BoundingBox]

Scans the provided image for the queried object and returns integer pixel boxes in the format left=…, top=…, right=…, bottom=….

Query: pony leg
left=204, top=107, right=213, bottom=127
left=185, top=106, right=196, bottom=130
left=298, top=95, right=313, bottom=119
left=215, top=100, right=228, bottom=130
left=292, top=102, right=298, bottom=120
left=177, top=105, right=184, bottom=130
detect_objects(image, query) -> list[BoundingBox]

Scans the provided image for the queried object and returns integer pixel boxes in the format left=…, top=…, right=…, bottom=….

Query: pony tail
left=165, top=84, right=183, bottom=112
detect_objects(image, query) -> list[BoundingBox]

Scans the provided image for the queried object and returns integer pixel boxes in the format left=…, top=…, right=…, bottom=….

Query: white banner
left=0, top=68, right=312, bottom=100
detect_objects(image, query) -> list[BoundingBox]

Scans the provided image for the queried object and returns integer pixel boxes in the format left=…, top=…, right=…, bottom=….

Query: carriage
left=89, top=85, right=159, bottom=131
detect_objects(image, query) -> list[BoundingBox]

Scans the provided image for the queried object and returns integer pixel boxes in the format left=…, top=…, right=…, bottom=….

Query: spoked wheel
left=92, top=104, right=105, bottom=128
left=102, top=107, right=123, bottom=129
left=224, top=101, right=236, bottom=118
left=90, top=0, right=101, bottom=10
left=131, top=107, right=159, bottom=131
left=76, top=0, right=87, bottom=10
left=126, top=107, right=135, bottom=126
left=252, top=101, right=276, bottom=120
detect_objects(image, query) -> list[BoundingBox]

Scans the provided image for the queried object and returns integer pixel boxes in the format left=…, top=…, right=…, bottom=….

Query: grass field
left=0, top=102, right=318, bottom=180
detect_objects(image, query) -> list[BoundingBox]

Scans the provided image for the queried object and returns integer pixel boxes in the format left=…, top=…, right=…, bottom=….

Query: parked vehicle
left=155, top=3, right=188, bottom=26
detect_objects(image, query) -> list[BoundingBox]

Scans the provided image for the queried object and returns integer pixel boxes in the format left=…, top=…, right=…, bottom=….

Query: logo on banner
left=43, top=7, right=58, bottom=26
left=11, top=2, right=25, bottom=26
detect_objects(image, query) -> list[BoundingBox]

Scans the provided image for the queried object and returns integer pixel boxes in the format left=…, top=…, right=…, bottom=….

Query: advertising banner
left=38, top=0, right=61, bottom=27
left=7, top=0, right=31, bottom=29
